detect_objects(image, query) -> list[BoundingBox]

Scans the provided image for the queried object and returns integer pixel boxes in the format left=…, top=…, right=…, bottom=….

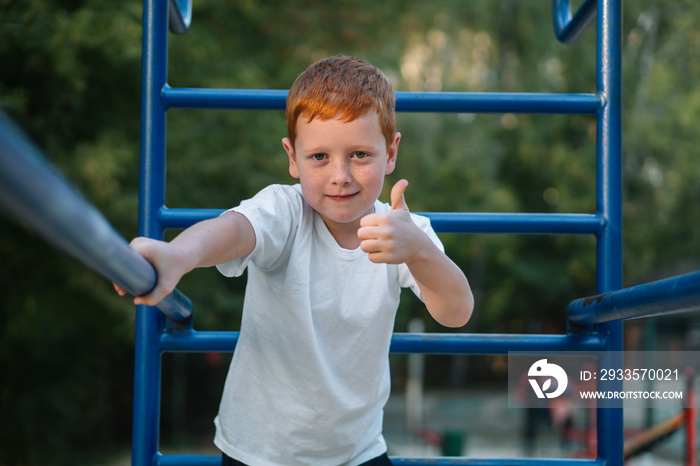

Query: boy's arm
left=115, top=211, right=255, bottom=306
left=402, top=240, right=473, bottom=328
left=357, top=180, right=474, bottom=328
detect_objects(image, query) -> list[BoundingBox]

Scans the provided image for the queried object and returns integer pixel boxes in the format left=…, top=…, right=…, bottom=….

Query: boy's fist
left=113, top=237, right=183, bottom=306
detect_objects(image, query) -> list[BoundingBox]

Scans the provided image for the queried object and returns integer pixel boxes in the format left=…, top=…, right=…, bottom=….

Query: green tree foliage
left=1, top=1, right=142, bottom=464
left=2, top=0, right=700, bottom=463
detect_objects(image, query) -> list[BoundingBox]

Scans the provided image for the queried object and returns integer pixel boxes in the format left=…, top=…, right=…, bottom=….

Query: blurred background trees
left=2, top=0, right=700, bottom=464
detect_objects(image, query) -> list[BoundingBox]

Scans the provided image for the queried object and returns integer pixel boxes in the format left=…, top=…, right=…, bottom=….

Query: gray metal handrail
left=0, top=110, right=192, bottom=322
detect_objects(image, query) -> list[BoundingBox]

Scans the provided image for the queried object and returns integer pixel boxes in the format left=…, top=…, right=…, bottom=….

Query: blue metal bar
left=156, top=455, right=221, bottom=466
left=158, top=207, right=222, bottom=229
left=389, top=333, right=606, bottom=354
left=134, top=0, right=170, bottom=465
left=568, top=270, right=700, bottom=325
left=0, top=110, right=192, bottom=322
left=426, top=213, right=601, bottom=235
left=162, top=87, right=602, bottom=114
left=391, top=460, right=603, bottom=466
left=168, top=0, right=191, bottom=35
left=159, top=331, right=606, bottom=354
left=160, top=331, right=239, bottom=353
left=553, top=0, right=597, bottom=44
left=162, top=87, right=288, bottom=110
left=159, top=207, right=603, bottom=235
left=396, top=92, right=601, bottom=114
left=594, top=0, right=624, bottom=463
left=155, top=454, right=604, bottom=466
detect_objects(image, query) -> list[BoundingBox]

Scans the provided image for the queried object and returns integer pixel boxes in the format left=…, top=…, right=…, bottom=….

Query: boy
left=117, top=55, right=473, bottom=465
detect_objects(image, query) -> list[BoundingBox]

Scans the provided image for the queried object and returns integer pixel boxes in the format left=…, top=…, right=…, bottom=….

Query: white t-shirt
left=214, top=184, right=443, bottom=466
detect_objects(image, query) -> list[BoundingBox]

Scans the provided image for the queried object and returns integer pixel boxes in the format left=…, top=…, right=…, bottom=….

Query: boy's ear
left=385, top=132, right=401, bottom=175
left=282, top=138, right=300, bottom=179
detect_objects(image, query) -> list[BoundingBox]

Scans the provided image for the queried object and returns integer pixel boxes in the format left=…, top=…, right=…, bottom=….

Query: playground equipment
left=1, top=0, right=699, bottom=464
left=142, top=1, right=625, bottom=464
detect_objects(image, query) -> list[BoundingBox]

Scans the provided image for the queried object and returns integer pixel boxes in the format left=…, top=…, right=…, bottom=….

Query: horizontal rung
left=158, top=207, right=602, bottom=235
left=162, top=87, right=602, bottom=114
left=396, top=92, right=601, bottom=114
left=427, top=212, right=602, bottom=235
left=159, top=331, right=606, bottom=354
left=389, top=333, right=606, bottom=354
left=158, top=207, right=221, bottom=229
left=155, top=454, right=605, bottom=465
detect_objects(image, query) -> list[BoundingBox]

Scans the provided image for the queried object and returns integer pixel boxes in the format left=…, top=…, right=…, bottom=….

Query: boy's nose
left=330, top=160, right=352, bottom=185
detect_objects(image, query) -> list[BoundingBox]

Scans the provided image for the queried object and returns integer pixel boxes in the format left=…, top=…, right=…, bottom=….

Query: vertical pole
left=406, top=318, right=425, bottom=432
left=685, top=368, right=697, bottom=466
left=133, top=0, right=168, bottom=464
left=595, top=0, right=623, bottom=464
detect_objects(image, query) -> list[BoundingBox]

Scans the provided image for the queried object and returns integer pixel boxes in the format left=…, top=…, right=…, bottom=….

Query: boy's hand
left=114, top=211, right=255, bottom=307
left=358, top=179, right=430, bottom=265
left=360, top=179, right=474, bottom=328
left=113, top=237, right=187, bottom=306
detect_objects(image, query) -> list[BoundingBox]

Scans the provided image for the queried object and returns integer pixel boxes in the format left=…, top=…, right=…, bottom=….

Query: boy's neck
left=330, top=228, right=362, bottom=250
left=320, top=217, right=363, bottom=250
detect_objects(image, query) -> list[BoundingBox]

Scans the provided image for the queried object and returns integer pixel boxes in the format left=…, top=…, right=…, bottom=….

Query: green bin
left=441, top=429, right=466, bottom=456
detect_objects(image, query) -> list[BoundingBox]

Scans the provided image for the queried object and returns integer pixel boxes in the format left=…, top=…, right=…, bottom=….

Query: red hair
left=286, top=55, right=396, bottom=148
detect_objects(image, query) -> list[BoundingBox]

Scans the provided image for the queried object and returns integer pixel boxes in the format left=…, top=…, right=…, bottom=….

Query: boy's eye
left=311, top=153, right=326, bottom=161
left=353, top=151, right=368, bottom=159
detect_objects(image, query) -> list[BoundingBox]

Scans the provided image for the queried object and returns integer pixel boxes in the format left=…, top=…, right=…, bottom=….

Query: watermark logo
left=528, top=358, right=568, bottom=399
left=509, top=352, right=695, bottom=409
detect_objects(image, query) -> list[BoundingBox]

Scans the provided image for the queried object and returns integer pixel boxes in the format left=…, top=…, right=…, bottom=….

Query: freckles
left=353, top=164, right=385, bottom=181
left=299, top=167, right=326, bottom=186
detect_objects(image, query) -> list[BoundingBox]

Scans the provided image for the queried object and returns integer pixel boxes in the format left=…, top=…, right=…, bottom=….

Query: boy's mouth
left=326, top=192, right=359, bottom=201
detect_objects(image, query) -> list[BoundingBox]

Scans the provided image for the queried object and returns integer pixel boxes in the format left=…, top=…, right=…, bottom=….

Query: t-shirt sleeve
left=216, top=185, right=301, bottom=277
left=398, top=213, right=445, bottom=299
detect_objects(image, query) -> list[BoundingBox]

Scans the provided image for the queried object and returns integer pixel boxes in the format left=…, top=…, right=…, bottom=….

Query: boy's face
left=283, top=111, right=400, bottom=241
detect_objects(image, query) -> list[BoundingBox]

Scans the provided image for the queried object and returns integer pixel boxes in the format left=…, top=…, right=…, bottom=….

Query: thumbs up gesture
left=358, top=179, right=427, bottom=264
left=389, top=178, right=410, bottom=212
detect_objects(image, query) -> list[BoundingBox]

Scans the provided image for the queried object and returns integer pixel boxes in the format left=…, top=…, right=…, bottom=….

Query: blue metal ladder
left=134, top=0, right=623, bottom=464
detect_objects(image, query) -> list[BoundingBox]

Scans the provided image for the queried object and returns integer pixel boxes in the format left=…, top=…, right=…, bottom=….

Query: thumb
left=390, top=179, right=410, bottom=211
